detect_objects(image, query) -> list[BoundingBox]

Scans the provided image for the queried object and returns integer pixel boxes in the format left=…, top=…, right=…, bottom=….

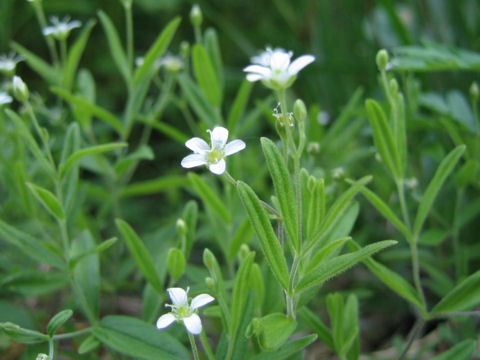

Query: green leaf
left=63, top=19, right=96, bottom=90
left=296, top=240, right=397, bottom=293
left=26, top=183, right=64, bottom=221
left=134, top=17, right=181, bottom=86
left=11, top=42, right=59, bottom=85
left=1, top=271, right=69, bottom=296
left=249, top=313, right=297, bottom=351
left=347, top=240, right=425, bottom=312
left=237, top=181, right=289, bottom=290
left=78, top=335, right=100, bottom=354
left=342, top=294, right=359, bottom=356
left=261, top=137, right=298, bottom=250
left=192, top=43, right=222, bottom=107
left=432, top=270, right=480, bottom=313
left=204, top=28, right=224, bottom=89
left=93, top=315, right=189, bottom=360
left=166, top=248, right=185, bottom=281
left=228, top=219, right=254, bottom=262
left=182, top=200, right=198, bottom=259
left=227, top=80, right=253, bottom=131
left=327, top=293, right=344, bottom=353
left=114, top=144, right=154, bottom=177
left=69, top=237, right=117, bottom=270
left=52, top=87, right=124, bottom=136
left=298, top=307, right=333, bottom=349
left=177, top=73, right=222, bottom=127
left=357, top=185, right=412, bottom=241
left=97, top=10, right=130, bottom=84
left=305, top=176, right=371, bottom=254
left=116, top=219, right=163, bottom=293
left=0, top=220, right=65, bottom=270
left=228, top=252, right=254, bottom=357
left=365, top=99, right=402, bottom=179
left=60, top=142, right=127, bottom=178
left=188, top=172, right=230, bottom=224
left=413, top=145, right=465, bottom=237
left=430, top=339, right=477, bottom=360
left=250, top=334, right=317, bottom=360
left=120, top=175, right=189, bottom=197
left=47, top=309, right=73, bottom=336
left=305, top=237, right=351, bottom=273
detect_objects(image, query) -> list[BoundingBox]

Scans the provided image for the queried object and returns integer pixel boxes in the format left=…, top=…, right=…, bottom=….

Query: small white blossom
left=135, top=54, right=184, bottom=74
left=181, top=126, right=246, bottom=175
left=156, top=287, right=214, bottom=335
left=0, top=53, right=24, bottom=75
left=0, top=92, right=13, bottom=105
left=244, top=47, right=315, bottom=90
left=42, top=16, right=81, bottom=40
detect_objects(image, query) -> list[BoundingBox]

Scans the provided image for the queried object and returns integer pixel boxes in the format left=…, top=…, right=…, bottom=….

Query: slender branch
left=396, top=318, right=424, bottom=360
left=200, top=330, right=214, bottom=360
left=188, top=332, right=200, bottom=360
left=52, top=327, right=91, bottom=340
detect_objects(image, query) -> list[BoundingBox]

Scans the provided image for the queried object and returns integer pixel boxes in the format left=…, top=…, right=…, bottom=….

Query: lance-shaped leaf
left=430, top=339, right=476, bottom=360
left=365, top=99, right=402, bottom=179
left=296, top=240, right=397, bottom=293
left=97, top=10, right=130, bottom=84
left=237, top=181, right=289, bottom=290
left=69, top=237, right=117, bottom=270
left=134, top=17, right=181, bottom=86
left=60, top=142, right=127, bottom=178
left=26, top=183, right=64, bottom=221
left=192, top=43, right=222, bottom=107
left=11, top=42, right=59, bottom=85
left=227, top=80, right=253, bottom=131
left=116, top=219, right=163, bottom=294
left=298, top=307, right=333, bottom=349
left=47, top=309, right=73, bottom=336
left=120, top=175, right=189, bottom=198
left=250, top=334, right=317, bottom=360
left=413, top=145, right=465, bottom=237
left=93, top=315, right=189, bottom=360
left=432, top=270, right=480, bottom=314
left=261, top=137, right=298, bottom=250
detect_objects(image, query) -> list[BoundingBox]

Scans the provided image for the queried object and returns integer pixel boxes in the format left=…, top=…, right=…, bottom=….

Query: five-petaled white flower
left=243, top=47, right=315, bottom=90
left=0, top=92, right=13, bottom=106
left=0, top=53, right=24, bottom=75
left=42, top=16, right=81, bottom=40
left=156, top=287, right=214, bottom=335
left=181, top=126, right=246, bottom=175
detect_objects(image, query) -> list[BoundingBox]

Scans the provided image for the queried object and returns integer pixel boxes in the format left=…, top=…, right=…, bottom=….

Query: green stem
left=396, top=179, right=411, bottom=231
left=52, top=327, right=91, bottom=340
left=32, top=2, right=59, bottom=66
left=48, top=338, right=55, bottom=359
left=188, top=332, right=200, bottom=360
left=396, top=318, right=424, bottom=360
left=125, top=2, right=134, bottom=75
left=200, top=330, right=214, bottom=360
left=60, top=38, right=68, bottom=70
left=286, top=255, right=300, bottom=319
left=410, top=238, right=426, bottom=308
left=452, top=189, right=463, bottom=280
left=193, top=25, right=202, bottom=44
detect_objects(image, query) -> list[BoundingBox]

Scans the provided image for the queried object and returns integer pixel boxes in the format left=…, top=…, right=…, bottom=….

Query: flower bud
left=180, top=41, right=190, bottom=59
left=389, top=78, right=399, bottom=95
left=470, top=82, right=479, bottom=101
left=203, top=248, right=216, bottom=271
left=12, top=76, right=29, bottom=102
left=176, top=218, right=187, bottom=236
left=376, top=49, right=389, bottom=72
left=238, top=244, right=250, bottom=262
left=36, top=354, right=51, bottom=360
left=190, top=4, right=203, bottom=27
left=293, top=99, right=307, bottom=123
left=307, top=142, right=320, bottom=154
left=205, top=276, right=215, bottom=291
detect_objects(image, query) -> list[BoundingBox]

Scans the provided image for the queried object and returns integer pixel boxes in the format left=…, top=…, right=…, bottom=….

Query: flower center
left=176, top=305, right=191, bottom=319
left=208, top=148, right=223, bottom=164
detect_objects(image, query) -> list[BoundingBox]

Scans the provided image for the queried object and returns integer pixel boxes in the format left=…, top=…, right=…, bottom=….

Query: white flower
left=181, top=126, right=246, bottom=175
left=42, top=16, right=81, bottom=40
left=136, top=54, right=184, bottom=74
left=0, top=92, right=13, bottom=105
left=244, top=47, right=315, bottom=90
left=0, top=53, right=24, bottom=75
left=156, top=287, right=214, bottom=335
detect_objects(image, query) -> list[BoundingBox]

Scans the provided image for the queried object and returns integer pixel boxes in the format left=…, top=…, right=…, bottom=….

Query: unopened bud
left=205, top=276, right=215, bottom=291
left=470, top=82, right=479, bottom=101
left=293, top=99, right=307, bottom=123
left=176, top=218, right=187, bottom=236
left=203, top=248, right=216, bottom=271
left=376, top=49, right=389, bottom=72
left=12, top=76, right=29, bottom=102
left=36, top=354, right=51, bottom=360
left=238, top=244, right=250, bottom=262
left=190, top=4, right=203, bottom=27
left=389, top=78, right=399, bottom=94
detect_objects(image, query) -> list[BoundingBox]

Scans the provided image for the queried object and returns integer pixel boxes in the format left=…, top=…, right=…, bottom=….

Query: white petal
left=68, top=20, right=82, bottom=30
left=183, top=313, right=202, bottom=335
left=181, top=154, right=207, bottom=169
left=191, top=294, right=215, bottom=310
left=210, top=127, right=229, bottom=148
left=224, top=139, right=246, bottom=156
left=42, top=27, right=55, bottom=36
left=246, top=74, right=264, bottom=82
left=288, top=55, right=315, bottom=75
left=167, top=287, right=188, bottom=306
left=208, top=159, right=226, bottom=175
left=270, top=51, right=291, bottom=71
left=243, top=65, right=271, bottom=78
left=156, top=313, right=176, bottom=329
left=185, top=137, right=210, bottom=153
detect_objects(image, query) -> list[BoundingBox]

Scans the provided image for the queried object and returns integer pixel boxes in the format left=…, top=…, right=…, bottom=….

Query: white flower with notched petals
left=0, top=53, right=24, bottom=75
left=181, top=126, right=246, bottom=175
left=156, top=287, right=214, bottom=335
left=244, top=47, right=315, bottom=90
left=0, top=92, right=13, bottom=106
left=42, top=16, right=81, bottom=40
